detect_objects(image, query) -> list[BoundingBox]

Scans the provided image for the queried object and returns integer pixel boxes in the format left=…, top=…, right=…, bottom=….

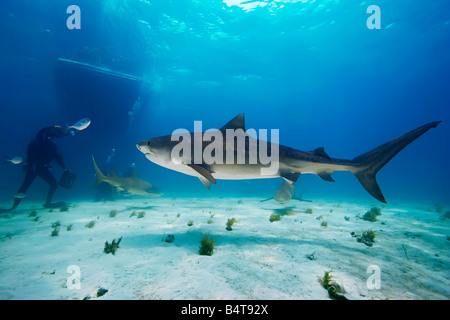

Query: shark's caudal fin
left=351, top=121, right=441, bottom=203
left=92, top=156, right=106, bottom=187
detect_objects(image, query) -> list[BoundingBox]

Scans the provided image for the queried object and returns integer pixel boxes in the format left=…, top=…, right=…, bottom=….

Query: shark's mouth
left=136, top=143, right=155, bottom=156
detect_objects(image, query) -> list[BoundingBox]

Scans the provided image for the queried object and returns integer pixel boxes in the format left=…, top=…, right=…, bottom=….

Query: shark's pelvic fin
left=317, top=171, right=335, bottom=182
left=279, top=171, right=301, bottom=183
left=352, top=121, right=441, bottom=203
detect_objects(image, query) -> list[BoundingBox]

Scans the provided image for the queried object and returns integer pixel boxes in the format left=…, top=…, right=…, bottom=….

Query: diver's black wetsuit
left=3, top=126, right=67, bottom=211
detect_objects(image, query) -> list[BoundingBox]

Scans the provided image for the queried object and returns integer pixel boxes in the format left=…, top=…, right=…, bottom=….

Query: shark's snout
left=137, top=140, right=157, bottom=156
left=137, top=141, right=148, bottom=153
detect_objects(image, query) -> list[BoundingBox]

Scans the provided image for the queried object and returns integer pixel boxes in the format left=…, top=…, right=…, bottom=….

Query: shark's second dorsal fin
left=310, top=147, right=331, bottom=159
left=130, top=168, right=139, bottom=179
left=220, top=113, right=245, bottom=132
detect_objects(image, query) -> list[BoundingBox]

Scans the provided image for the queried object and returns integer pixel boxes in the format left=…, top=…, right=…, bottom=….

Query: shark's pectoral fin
left=116, top=186, right=131, bottom=196
left=293, top=195, right=313, bottom=202
left=188, top=164, right=216, bottom=186
left=116, top=186, right=125, bottom=192
left=198, top=176, right=211, bottom=189
left=279, top=171, right=300, bottom=184
left=317, top=172, right=335, bottom=182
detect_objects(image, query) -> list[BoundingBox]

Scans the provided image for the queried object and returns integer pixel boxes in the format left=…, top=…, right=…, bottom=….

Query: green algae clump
left=362, top=207, right=382, bottom=222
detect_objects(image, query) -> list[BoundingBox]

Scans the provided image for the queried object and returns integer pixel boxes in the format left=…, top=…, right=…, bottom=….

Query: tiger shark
left=92, top=156, right=162, bottom=197
left=136, top=113, right=440, bottom=203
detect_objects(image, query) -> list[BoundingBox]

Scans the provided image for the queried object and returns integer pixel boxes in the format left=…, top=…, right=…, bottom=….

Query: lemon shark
left=260, top=181, right=311, bottom=204
left=92, top=156, right=162, bottom=197
left=136, top=113, right=440, bottom=203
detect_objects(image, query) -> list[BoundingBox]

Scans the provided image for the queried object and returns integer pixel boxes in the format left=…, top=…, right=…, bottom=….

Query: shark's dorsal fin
left=188, top=164, right=216, bottom=185
left=220, top=113, right=245, bottom=132
left=130, top=168, right=139, bottom=179
left=110, top=168, right=118, bottom=178
left=310, top=147, right=331, bottom=159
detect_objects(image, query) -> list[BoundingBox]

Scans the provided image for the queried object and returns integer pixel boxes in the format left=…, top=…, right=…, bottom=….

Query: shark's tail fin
left=351, top=121, right=441, bottom=203
left=92, top=156, right=106, bottom=187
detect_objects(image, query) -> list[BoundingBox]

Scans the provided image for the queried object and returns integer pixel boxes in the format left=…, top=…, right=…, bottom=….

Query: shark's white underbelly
left=148, top=156, right=354, bottom=181
left=149, top=156, right=278, bottom=180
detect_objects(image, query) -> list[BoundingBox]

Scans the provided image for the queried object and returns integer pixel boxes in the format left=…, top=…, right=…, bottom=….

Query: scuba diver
left=0, top=125, right=73, bottom=212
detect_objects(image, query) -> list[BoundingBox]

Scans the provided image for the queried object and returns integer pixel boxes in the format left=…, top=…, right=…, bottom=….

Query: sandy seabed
left=0, top=197, right=448, bottom=300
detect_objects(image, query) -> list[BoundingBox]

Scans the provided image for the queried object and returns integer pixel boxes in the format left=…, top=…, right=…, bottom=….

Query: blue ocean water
left=0, top=0, right=449, bottom=207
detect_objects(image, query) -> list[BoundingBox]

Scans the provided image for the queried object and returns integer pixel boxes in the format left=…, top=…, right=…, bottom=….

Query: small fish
left=3, top=155, right=23, bottom=165
left=69, top=118, right=91, bottom=131
left=14, top=193, right=26, bottom=199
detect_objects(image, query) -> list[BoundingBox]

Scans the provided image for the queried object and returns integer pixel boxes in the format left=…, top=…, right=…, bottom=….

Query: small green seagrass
left=226, top=218, right=238, bottom=231
left=269, top=213, right=281, bottom=222
left=104, top=237, right=123, bottom=255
